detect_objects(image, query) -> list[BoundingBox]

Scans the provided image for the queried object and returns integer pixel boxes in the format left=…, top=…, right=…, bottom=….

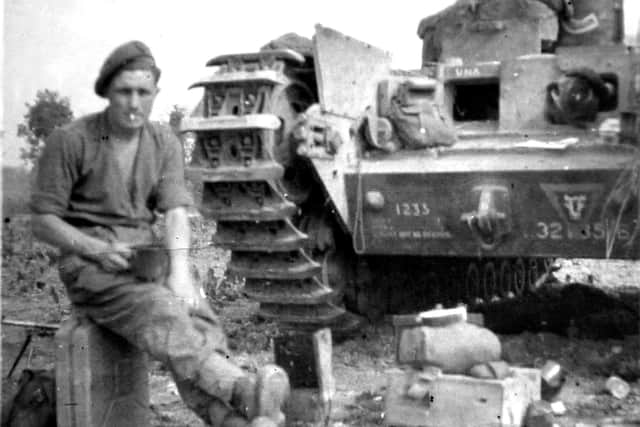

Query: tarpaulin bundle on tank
left=260, top=33, right=314, bottom=57
left=357, top=79, right=457, bottom=153
left=387, top=82, right=456, bottom=150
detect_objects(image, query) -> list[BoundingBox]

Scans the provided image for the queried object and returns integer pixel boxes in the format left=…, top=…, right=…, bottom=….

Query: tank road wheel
left=539, top=257, right=557, bottom=285
left=271, top=83, right=316, bottom=205
left=513, top=258, right=527, bottom=297
left=426, top=271, right=442, bottom=309
left=465, top=262, right=482, bottom=306
left=483, top=262, right=498, bottom=303
left=527, top=258, right=540, bottom=292
left=453, top=265, right=466, bottom=306
left=499, top=260, right=514, bottom=299
left=271, top=82, right=315, bottom=167
left=443, top=265, right=461, bottom=307
left=543, top=257, right=556, bottom=273
left=294, top=206, right=364, bottom=335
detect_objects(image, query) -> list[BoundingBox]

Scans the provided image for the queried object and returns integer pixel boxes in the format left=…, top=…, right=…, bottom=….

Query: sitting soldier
left=30, top=40, right=288, bottom=427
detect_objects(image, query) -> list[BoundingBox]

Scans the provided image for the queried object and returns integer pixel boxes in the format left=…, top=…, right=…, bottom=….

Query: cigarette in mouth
left=129, top=113, right=137, bottom=121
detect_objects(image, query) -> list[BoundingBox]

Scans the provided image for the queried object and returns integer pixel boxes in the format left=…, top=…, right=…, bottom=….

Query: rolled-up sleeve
left=155, top=130, right=193, bottom=212
left=30, top=129, right=78, bottom=216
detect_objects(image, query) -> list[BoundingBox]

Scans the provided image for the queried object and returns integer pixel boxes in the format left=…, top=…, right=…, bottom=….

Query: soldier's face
left=106, top=69, right=158, bottom=131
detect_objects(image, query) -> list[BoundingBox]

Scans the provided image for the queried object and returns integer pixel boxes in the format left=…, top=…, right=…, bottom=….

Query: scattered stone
left=540, top=360, right=566, bottom=401
left=167, top=382, right=178, bottom=396
left=552, top=259, right=598, bottom=286
left=605, top=376, right=630, bottom=400
left=549, top=400, right=566, bottom=415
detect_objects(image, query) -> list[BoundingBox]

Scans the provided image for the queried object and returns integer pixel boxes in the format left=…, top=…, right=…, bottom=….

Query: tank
left=182, top=0, right=640, bottom=333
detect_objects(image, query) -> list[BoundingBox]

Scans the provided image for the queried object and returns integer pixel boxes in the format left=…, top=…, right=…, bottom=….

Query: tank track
left=185, top=50, right=360, bottom=333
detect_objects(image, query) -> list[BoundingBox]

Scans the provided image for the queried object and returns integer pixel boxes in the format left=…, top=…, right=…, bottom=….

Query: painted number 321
left=395, top=202, right=430, bottom=216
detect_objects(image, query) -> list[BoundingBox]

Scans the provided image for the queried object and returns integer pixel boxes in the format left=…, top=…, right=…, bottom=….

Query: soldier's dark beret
left=94, top=40, right=161, bottom=97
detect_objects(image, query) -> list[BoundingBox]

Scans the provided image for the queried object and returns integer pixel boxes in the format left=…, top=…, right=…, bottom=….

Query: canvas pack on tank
left=182, top=0, right=640, bottom=334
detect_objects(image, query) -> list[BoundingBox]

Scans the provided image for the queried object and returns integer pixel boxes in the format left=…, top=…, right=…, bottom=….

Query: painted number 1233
left=395, top=202, right=430, bottom=216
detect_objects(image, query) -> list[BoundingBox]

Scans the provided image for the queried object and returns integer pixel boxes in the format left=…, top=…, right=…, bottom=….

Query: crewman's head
left=95, top=41, right=161, bottom=132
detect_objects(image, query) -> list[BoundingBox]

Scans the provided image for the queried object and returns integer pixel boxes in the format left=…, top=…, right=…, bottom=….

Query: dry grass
left=603, top=152, right=640, bottom=258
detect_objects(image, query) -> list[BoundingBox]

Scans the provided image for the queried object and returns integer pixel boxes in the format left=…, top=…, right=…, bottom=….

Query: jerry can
left=55, top=313, right=150, bottom=427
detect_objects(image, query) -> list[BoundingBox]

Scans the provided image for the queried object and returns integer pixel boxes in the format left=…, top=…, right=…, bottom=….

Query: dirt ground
left=2, top=215, right=640, bottom=426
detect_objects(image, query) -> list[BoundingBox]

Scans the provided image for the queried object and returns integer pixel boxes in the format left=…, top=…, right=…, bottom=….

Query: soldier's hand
left=95, top=241, right=132, bottom=272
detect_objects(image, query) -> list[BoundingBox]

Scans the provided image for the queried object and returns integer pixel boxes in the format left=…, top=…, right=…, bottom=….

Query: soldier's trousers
left=58, top=255, right=245, bottom=426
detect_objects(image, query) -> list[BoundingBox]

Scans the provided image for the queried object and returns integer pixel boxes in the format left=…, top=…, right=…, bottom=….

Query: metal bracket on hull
left=460, top=185, right=512, bottom=251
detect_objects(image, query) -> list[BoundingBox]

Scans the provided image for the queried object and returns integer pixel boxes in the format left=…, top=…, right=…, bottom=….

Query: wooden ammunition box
left=55, top=314, right=150, bottom=427
left=384, top=367, right=540, bottom=427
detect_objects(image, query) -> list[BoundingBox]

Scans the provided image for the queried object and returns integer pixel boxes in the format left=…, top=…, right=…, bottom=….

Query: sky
left=3, top=0, right=640, bottom=166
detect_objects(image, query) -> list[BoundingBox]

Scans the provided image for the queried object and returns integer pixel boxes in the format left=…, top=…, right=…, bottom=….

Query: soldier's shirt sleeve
left=155, top=130, right=194, bottom=212
left=30, top=128, right=78, bottom=217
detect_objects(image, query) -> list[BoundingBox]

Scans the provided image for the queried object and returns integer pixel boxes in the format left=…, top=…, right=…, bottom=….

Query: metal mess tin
left=130, top=244, right=169, bottom=281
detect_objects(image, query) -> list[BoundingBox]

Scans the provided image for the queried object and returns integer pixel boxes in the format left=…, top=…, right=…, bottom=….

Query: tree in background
left=17, top=89, right=73, bottom=167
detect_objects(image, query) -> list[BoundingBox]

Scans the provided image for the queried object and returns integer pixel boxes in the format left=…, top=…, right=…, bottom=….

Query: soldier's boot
left=210, top=364, right=290, bottom=427
left=233, top=365, right=290, bottom=426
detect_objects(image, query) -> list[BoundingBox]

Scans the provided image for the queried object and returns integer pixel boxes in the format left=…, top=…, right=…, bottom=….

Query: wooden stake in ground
left=312, top=328, right=334, bottom=425
left=276, top=328, right=335, bottom=425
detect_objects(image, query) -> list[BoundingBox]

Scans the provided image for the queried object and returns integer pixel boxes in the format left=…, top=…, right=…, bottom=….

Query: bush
left=2, top=216, right=57, bottom=294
